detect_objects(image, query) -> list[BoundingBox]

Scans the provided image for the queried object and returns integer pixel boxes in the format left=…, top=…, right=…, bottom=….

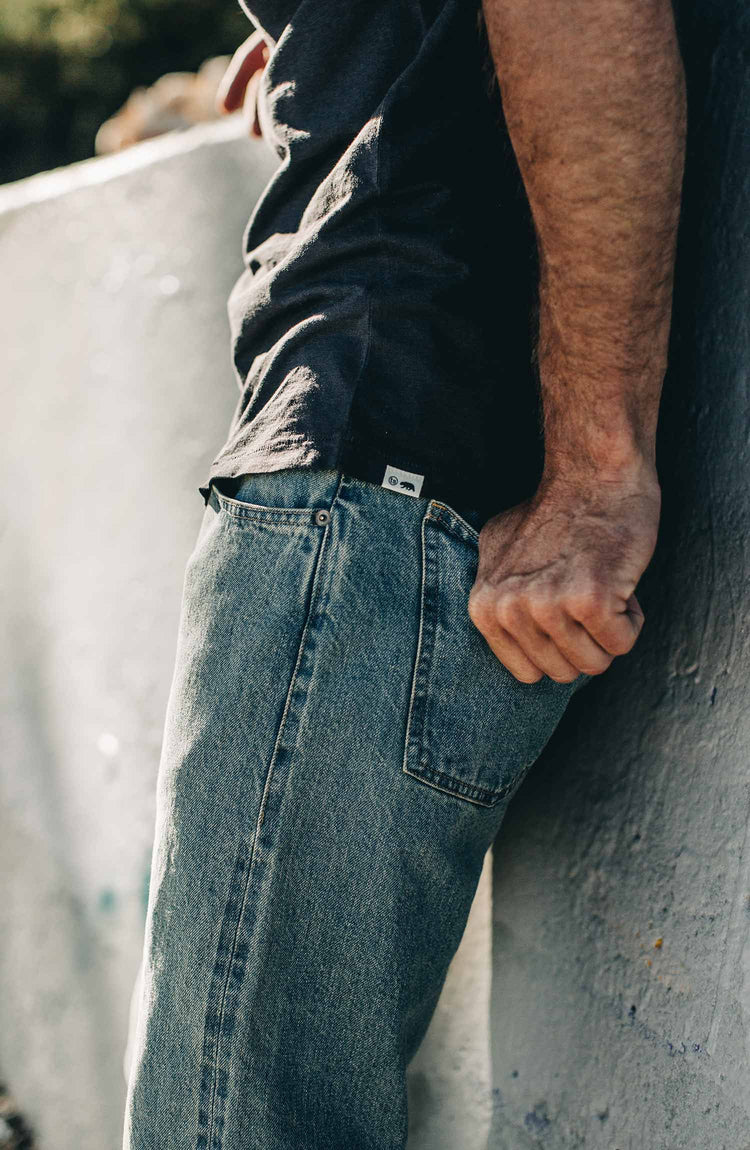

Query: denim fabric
left=123, top=469, right=588, bottom=1150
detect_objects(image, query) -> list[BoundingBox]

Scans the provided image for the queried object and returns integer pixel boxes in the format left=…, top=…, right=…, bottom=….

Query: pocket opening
left=210, top=470, right=343, bottom=524
left=402, top=506, right=581, bottom=807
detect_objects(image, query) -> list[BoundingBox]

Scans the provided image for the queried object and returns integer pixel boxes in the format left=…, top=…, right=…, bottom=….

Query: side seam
left=196, top=473, right=345, bottom=1150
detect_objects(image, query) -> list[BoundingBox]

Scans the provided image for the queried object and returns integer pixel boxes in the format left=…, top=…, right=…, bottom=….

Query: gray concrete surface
left=0, top=118, right=492, bottom=1149
left=488, top=2, right=750, bottom=1145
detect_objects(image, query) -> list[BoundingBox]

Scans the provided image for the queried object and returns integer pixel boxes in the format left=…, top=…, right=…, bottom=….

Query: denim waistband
left=210, top=468, right=489, bottom=538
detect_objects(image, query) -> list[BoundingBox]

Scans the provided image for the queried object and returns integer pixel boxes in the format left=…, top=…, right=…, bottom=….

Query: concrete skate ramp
left=488, top=3, right=750, bottom=1145
left=0, top=118, right=493, bottom=1149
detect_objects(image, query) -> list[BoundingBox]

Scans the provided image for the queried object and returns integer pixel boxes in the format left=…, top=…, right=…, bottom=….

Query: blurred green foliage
left=0, top=0, right=250, bottom=184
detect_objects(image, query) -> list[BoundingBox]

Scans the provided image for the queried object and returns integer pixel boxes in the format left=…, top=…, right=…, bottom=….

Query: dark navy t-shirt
left=199, top=0, right=543, bottom=524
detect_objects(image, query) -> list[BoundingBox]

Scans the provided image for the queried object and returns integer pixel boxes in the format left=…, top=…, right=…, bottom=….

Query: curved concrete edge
left=0, top=112, right=493, bottom=1150
left=0, top=115, right=268, bottom=212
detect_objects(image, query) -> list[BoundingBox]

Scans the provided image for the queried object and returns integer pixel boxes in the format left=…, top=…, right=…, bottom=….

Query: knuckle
left=526, top=593, right=556, bottom=621
left=567, top=585, right=607, bottom=622
left=467, top=591, right=481, bottom=622
left=495, top=595, right=524, bottom=631
left=532, top=599, right=561, bottom=630
left=467, top=589, right=491, bottom=629
left=610, top=632, right=636, bottom=655
left=494, top=606, right=513, bottom=632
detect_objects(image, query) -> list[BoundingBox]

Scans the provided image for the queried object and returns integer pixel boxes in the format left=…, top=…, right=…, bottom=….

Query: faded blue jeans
left=123, top=468, right=589, bottom=1150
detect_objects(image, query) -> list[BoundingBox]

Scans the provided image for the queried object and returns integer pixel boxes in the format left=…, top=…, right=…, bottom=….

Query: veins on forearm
left=480, top=0, right=687, bottom=467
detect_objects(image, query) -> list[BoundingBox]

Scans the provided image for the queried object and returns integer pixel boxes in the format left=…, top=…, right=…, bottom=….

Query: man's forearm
left=468, top=0, right=686, bottom=683
left=481, top=0, right=686, bottom=484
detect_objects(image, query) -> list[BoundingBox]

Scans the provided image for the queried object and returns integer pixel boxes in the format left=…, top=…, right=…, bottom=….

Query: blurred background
left=0, top=0, right=250, bottom=183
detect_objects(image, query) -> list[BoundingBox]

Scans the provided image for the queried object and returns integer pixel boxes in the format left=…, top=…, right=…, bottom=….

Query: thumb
left=624, top=592, right=645, bottom=637
left=216, top=30, right=268, bottom=115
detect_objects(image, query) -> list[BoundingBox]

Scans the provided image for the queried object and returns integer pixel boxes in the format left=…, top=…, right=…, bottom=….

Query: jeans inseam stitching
left=201, top=474, right=343, bottom=1150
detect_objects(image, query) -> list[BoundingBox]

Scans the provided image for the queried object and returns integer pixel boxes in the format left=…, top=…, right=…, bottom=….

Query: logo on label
left=381, top=464, right=424, bottom=498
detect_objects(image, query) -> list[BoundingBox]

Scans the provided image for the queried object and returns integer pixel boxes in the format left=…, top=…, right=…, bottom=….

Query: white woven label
left=381, top=464, right=424, bottom=498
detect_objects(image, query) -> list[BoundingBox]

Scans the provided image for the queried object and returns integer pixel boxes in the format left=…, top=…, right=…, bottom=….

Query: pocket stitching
left=212, top=484, right=320, bottom=525
left=402, top=511, right=436, bottom=791
left=426, top=501, right=480, bottom=547
left=402, top=509, right=507, bottom=809
left=402, top=762, right=509, bottom=808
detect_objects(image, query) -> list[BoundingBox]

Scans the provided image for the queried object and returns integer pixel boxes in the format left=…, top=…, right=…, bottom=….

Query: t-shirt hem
left=199, top=439, right=522, bottom=534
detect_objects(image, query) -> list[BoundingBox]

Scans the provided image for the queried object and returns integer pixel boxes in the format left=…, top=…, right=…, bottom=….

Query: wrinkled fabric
left=199, top=0, right=544, bottom=525
left=125, top=468, right=588, bottom=1149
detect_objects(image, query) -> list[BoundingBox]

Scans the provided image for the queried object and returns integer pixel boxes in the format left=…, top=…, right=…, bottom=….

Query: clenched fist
left=468, top=465, right=662, bottom=683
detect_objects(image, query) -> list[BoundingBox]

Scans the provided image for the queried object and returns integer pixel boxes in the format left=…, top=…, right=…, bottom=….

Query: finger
left=242, top=69, right=264, bottom=137
left=500, top=610, right=582, bottom=683
left=476, top=622, right=545, bottom=684
left=535, top=610, right=615, bottom=676
left=216, top=30, right=269, bottom=115
left=569, top=590, right=645, bottom=656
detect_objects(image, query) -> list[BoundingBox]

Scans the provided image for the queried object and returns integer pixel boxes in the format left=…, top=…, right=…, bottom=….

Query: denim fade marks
left=197, top=839, right=251, bottom=1150
left=123, top=466, right=585, bottom=1150
left=197, top=472, right=343, bottom=1150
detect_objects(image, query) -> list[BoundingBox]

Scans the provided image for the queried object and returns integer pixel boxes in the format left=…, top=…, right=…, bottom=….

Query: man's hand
left=468, top=463, right=661, bottom=683
left=215, top=29, right=270, bottom=138
left=477, top=0, right=686, bottom=681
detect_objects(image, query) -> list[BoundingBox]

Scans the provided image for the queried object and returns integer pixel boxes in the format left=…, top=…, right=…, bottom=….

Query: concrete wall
left=0, top=119, right=492, bottom=1149
left=488, top=2, right=750, bottom=1146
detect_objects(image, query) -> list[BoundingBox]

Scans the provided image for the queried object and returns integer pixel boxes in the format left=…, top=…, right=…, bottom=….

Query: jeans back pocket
left=402, top=502, right=587, bottom=808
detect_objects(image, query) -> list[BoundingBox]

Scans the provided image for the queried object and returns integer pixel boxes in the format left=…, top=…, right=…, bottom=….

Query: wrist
left=537, top=345, right=667, bottom=494
left=540, top=443, right=660, bottom=496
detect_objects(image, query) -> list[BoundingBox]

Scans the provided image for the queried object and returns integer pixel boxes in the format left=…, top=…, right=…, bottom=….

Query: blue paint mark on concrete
left=614, top=996, right=706, bottom=1061
left=98, top=888, right=116, bottom=913
left=524, top=1103, right=551, bottom=1133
